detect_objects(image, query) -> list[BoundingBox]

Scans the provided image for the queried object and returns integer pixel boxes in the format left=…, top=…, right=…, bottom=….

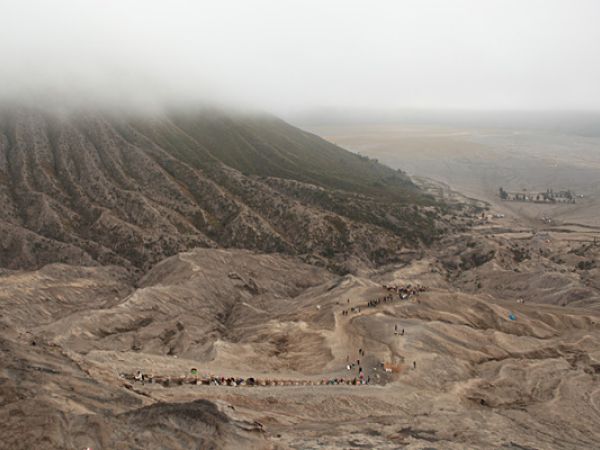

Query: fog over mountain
left=2, top=0, right=600, bottom=113
left=3, top=3, right=600, bottom=450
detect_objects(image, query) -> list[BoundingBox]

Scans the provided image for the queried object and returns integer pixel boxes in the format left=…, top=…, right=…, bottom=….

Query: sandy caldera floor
left=1, top=217, right=600, bottom=449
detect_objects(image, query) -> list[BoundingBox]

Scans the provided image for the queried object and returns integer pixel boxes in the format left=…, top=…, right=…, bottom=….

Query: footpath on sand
left=123, top=284, right=427, bottom=390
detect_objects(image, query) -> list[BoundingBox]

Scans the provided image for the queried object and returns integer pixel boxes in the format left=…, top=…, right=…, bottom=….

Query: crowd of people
left=367, top=284, right=426, bottom=308
left=341, top=305, right=361, bottom=316
left=125, top=372, right=370, bottom=387
left=345, top=359, right=369, bottom=383
left=383, top=283, right=427, bottom=299
left=341, top=284, right=427, bottom=316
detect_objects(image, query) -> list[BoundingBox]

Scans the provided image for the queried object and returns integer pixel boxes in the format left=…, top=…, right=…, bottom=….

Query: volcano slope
left=1, top=108, right=600, bottom=449
left=2, top=223, right=600, bottom=449
left=0, top=107, right=449, bottom=275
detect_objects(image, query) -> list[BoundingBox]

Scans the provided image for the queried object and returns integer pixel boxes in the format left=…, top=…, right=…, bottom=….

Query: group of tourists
left=342, top=306, right=360, bottom=316
left=322, top=377, right=370, bottom=385
left=341, top=306, right=361, bottom=316
left=367, top=296, right=390, bottom=308
left=342, top=284, right=427, bottom=316
left=382, top=283, right=427, bottom=299
left=394, top=324, right=405, bottom=336
left=125, top=372, right=370, bottom=387
left=367, top=283, right=427, bottom=308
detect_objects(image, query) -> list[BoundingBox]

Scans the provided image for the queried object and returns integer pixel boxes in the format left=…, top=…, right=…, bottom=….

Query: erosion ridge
left=2, top=221, right=600, bottom=448
left=0, top=107, right=452, bottom=274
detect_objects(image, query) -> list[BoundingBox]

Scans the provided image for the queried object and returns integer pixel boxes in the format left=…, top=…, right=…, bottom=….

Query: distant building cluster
left=498, top=187, right=581, bottom=204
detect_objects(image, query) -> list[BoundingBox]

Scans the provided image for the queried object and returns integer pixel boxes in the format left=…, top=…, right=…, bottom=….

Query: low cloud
left=2, top=0, right=600, bottom=113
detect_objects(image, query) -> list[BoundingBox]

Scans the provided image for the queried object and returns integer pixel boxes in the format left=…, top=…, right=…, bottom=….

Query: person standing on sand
left=413, top=361, right=416, bottom=370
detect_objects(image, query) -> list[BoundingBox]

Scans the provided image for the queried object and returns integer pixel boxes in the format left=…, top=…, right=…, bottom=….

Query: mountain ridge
left=0, top=107, right=452, bottom=273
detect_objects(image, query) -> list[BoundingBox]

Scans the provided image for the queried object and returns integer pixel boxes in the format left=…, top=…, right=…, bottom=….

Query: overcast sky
left=1, top=0, right=599, bottom=113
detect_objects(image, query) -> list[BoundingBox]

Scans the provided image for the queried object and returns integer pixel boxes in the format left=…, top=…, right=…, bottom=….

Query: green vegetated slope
left=155, top=110, right=430, bottom=204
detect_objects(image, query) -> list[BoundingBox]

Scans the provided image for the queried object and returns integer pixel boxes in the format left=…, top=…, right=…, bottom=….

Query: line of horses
left=122, top=373, right=370, bottom=387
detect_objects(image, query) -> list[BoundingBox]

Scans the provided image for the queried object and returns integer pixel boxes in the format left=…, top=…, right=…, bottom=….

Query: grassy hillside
left=158, top=110, right=432, bottom=205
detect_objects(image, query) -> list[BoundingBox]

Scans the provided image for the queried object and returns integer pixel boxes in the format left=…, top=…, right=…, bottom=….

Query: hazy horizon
left=2, top=0, right=600, bottom=115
